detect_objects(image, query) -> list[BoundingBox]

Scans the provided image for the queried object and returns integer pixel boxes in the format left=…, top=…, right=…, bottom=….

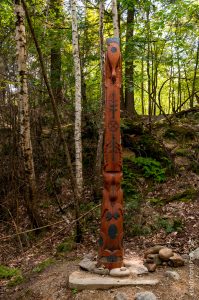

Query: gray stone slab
left=69, top=271, right=159, bottom=290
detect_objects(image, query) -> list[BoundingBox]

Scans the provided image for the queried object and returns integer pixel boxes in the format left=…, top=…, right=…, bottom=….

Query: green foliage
left=128, top=224, right=151, bottom=236
left=7, top=275, right=24, bottom=288
left=148, top=197, right=164, bottom=206
left=122, top=159, right=145, bottom=236
left=133, top=157, right=166, bottom=182
left=156, top=217, right=184, bottom=234
left=0, top=265, right=24, bottom=288
left=170, top=188, right=198, bottom=202
left=175, top=148, right=188, bottom=156
left=121, top=119, right=143, bottom=134
left=71, top=288, right=78, bottom=295
left=56, top=240, right=75, bottom=253
left=0, top=265, right=20, bottom=279
left=122, top=159, right=140, bottom=209
left=32, top=258, right=55, bottom=273
left=164, top=126, right=196, bottom=140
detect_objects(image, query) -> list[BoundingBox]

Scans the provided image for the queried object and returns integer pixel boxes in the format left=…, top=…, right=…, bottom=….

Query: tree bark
left=14, top=0, right=42, bottom=228
left=125, top=4, right=137, bottom=116
left=112, top=0, right=119, bottom=37
left=49, top=0, right=63, bottom=104
left=94, top=0, right=105, bottom=200
left=21, top=0, right=75, bottom=190
left=141, top=54, right=145, bottom=115
left=70, top=0, right=83, bottom=195
left=70, top=0, right=83, bottom=239
left=146, top=7, right=152, bottom=125
left=190, top=39, right=199, bottom=108
left=21, top=0, right=82, bottom=240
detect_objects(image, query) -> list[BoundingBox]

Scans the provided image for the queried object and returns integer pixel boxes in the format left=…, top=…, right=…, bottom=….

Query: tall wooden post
left=98, top=38, right=123, bottom=270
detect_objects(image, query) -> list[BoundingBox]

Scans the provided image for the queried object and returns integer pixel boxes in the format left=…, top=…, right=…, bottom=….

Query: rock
left=110, top=267, right=130, bottom=277
left=144, top=245, right=164, bottom=258
left=69, top=271, right=159, bottom=290
left=146, top=254, right=162, bottom=265
left=93, top=267, right=109, bottom=275
left=83, top=252, right=95, bottom=260
left=145, top=258, right=154, bottom=264
left=159, top=248, right=173, bottom=261
left=181, top=254, right=189, bottom=264
left=124, top=260, right=148, bottom=275
left=169, top=253, right=185, bottom=267
left=129, top=265, right=148, bottom=275
left=144, top=263, right=157, bottom=272
left=189, top=248, right=199, bottom=265
left=79, top=258, right=96, bottom=272
left=164, top=141, right=178, bottom=151
left=165, top=270, right=180, bottom=281
left=174, top=156, right=190, bottom=167
left=134, top=291, right=157, bottom=300
left=114, top=292, right=128, bottom=300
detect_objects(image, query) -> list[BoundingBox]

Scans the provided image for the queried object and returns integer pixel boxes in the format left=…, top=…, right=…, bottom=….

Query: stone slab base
left=69, top=271, right=159, bottom=290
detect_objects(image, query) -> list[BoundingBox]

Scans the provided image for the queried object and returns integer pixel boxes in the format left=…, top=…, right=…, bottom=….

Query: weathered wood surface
left=98, top=38, right=124, bottom=269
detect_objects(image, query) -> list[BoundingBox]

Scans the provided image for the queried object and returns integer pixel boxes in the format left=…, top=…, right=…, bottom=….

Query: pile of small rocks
left=144, top=245, right=185, bottom=272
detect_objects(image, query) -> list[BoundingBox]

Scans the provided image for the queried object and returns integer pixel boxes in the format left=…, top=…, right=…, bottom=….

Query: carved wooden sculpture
left=98, top=38, right=123, bottom=269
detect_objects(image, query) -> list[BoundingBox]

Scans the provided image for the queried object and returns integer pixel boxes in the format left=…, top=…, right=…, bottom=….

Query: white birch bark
left=15, top=1, right=39, bottom=226
left=94, top=0, right=105, bottom=193
left=112, top=0, right=119, bottom=37
left=70, top=0, right=83, bottom=196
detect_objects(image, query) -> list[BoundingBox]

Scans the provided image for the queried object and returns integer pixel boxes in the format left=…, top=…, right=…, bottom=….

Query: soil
left=1, top=251, right=199, bottom=300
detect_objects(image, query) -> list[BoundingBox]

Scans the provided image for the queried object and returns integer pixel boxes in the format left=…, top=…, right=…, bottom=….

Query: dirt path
left=2, top=256, right=199, bottom=300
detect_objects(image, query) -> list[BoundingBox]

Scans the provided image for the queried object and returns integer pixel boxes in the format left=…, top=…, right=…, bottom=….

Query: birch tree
left=70, top=0, right=83, bottom=197
left=94, top=0, right=105, bottom=198
left=112, top=0, right=119, bottom=37
left=125, top=2, right=137, bottom=116
left=49, top=0, right=63, bottom=104
left=14, top=0, right=41, bottom=228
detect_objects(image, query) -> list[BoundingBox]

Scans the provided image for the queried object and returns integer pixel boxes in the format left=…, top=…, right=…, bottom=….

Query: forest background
left=0, top=0, right=199, bottom=281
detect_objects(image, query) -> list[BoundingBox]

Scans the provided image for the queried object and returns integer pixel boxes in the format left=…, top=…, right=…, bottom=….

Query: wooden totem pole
left=98, top=38, right=123, bottom=270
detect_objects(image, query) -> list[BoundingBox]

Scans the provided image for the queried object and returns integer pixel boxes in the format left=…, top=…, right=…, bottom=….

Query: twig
left=0, top=204, right=100, bottom=241
left=7, top=208, right=24, bottom=252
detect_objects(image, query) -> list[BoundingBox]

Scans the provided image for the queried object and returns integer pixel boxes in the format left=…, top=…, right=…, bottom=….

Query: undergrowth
left=33, top=258, right=55, bottom=273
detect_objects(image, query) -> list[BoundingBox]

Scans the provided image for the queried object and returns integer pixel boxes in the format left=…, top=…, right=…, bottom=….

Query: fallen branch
left=0, top=204, right=100, bottom=241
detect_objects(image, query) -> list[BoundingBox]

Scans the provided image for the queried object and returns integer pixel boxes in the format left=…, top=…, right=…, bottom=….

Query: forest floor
left=0, top=110, right=199, bottom=299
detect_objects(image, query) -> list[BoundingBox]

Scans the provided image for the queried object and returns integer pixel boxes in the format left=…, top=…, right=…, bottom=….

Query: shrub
left=133, top=157, right=166, bottom=182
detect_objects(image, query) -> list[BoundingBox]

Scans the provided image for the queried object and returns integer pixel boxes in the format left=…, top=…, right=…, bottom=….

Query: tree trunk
left=14, top=0, right=41, bottom=228
left=70, top=0, right=83, bottom=241
left=49, top=0, right=63, bottom=104
left=21, top=0, right=81, bottom=239
left=177, top=51, right=182, bottom=111
left=146, top=8, right=152, bottom=124
left=183, top=63, right=191, bottom=99
left=168, top=63, right=173, bottom=114
left=94, top=0, right=105, bottom=200
left=117, top=0, right=125, bottom=110
left=125, top=4, right=137, bottom=117
left=50, top=48, right=62, bottom=103
left=112, top=0, right=119, bottom=37
left=141, top=55, right=145, bottom=115
left=190, top=39, right=199, bottom=108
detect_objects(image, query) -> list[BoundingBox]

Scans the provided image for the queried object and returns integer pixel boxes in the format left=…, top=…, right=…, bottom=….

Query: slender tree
left=49, top=0, right=63, bottom=104
left=94, top=0, right=105, bottom=199
left=190, top=39, right=199, bottom=108
left=14, top=0, right=41, bottom=228
left=125, top=2, right=137, bottom=116
left=70, top=0, right=83, bottom=199
left=112, top=0, right=119, bottom=37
